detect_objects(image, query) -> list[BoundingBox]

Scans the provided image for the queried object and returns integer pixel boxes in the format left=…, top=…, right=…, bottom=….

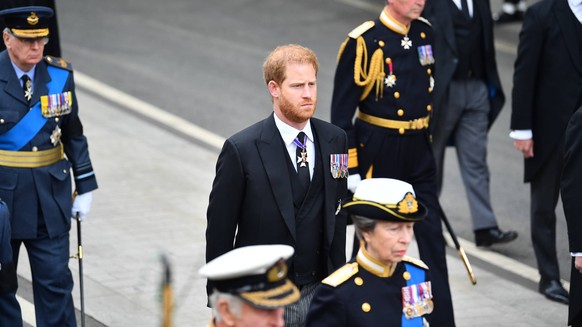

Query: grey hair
left=209, top=290, right=243, bottom=322
left=351, top=214, right=377, bottom=243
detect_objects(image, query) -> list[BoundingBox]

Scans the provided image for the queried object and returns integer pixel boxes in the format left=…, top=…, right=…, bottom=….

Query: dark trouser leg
left=0, top=259, right=22, bottom=326
left=530, top=146, right=562, bottom=282
left=22, top=232, right=76, bottom=327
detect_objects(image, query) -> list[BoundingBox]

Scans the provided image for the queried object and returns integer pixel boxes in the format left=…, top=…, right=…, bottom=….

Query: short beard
left=278, top=93, right=316, bottom=124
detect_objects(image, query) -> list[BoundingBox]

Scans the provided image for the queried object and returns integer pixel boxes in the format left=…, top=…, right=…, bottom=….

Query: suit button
left=0, top=119, right=4, bottom=124
left=32, top=146, right=38, bottom=152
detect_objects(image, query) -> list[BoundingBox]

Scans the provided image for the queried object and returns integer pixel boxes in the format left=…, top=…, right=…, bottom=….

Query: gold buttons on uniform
left=397, top=109, right=404, bottom=117
left=32, top=146, right=38, bottom=152
left=427, top=104, right=432, bottom=112
left=403, top=271, right=411, bottom=280
left=427, top=68, right=432, bottom=75
left=385, top=57, right=391, bottom=64
left=399, top=128, right=405, bottom=135
left=394, top=91, right=400, bottom=99
left=354, top=277, right=363, bottom=286
left=362, top=303, right=371, bottom=313
left=379, top=40, right=385, bottom=47
left=421, top=32, right=426, bottom=39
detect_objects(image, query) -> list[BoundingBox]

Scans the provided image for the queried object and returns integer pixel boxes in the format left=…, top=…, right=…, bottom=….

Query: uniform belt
left=357, top=112, right=430, bottom=132
left=0, top=143, right=64, bottom=168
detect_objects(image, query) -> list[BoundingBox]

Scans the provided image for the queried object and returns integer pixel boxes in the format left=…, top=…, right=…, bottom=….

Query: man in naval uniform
left=200, top=244, right=300, bottom=327
left=330, top=0, right=454, bottom=325
left=0, top=6, right=97, bottom=326
left=306, top=178, right=433, bottom=327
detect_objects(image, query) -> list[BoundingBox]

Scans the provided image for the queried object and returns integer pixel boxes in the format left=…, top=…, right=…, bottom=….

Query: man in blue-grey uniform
left=306, top=178, right=433, bottom=327
left=330, top=0, right=454, bottom=325
left=0, top=6, right=97, bottom=326
left=0, top=200, right=22, bottom=326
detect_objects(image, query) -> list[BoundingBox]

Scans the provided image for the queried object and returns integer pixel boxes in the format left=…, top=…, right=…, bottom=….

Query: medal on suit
left=294, top=136, right=308, bottom=167
left=384, top=57, right=397, bottom=88
left=401, top=35, right=412, bottom=50
left=330, top=153, right=348, bottom=179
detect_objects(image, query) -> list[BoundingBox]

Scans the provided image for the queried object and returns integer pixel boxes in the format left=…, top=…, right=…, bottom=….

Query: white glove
left=72, top=192, right=93, bottom=221
left=347, top=174, right=362, bottom=194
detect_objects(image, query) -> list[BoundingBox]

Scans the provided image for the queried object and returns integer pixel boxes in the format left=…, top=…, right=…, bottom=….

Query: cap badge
left=267, top=260, right=287, bottom=282
left=397, top=192, right=418, bottom=214
left=27, top=12, right=39, bottom=26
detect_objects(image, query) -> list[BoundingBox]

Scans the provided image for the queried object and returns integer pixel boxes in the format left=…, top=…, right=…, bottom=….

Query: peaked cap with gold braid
left=0, top=6, right=53, bottom=39
left=199, top=244, right=300, bottom=310
left=343, top=178, right=427, bottom=222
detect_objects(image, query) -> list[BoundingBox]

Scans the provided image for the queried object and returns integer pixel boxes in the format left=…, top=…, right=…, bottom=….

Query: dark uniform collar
left=356, top=246, right=397, bottom=278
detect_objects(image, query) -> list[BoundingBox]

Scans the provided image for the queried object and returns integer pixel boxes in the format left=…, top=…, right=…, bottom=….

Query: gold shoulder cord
left=354, top=36, right=385, bottom=101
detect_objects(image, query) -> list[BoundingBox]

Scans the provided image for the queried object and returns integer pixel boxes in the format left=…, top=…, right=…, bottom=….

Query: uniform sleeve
left=61, top=71, right=98, bottom=194
left=305, top=284, right=348, bottom=327
left=205, top=138, right=246, bottom=295
left=331, top=38, right=364, bottom=175
left=510, top=8, right=544, bottom=131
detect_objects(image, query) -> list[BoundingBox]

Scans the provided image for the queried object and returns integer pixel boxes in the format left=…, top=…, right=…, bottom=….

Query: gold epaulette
left=44, top=56, right=72, bottom=71
left=348, top=21, right=375, bottom=39
left=322, top=262, right=359, bottom=287
left=416, top=16, right=432, bottom=27
left=403, top=256, right=429, bottom=270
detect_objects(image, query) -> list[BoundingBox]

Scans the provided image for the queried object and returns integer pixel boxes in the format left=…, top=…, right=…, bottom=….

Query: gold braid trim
left=353, top=36, right=385, bottom=101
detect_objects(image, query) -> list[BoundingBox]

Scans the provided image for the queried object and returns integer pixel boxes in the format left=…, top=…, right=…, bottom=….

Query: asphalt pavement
left=14, top=75, right=570, bottom=326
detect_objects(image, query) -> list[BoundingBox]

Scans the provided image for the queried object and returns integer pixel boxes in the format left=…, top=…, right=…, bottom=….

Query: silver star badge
left=385, top=74, right=397, bottom=88
left=50, top=125, right=62, bottom=146
left=24, top=80, right=33, bottom=101
left=401, top=36, right=412, bottom=50
left=297, top=151, right=309, bottom=167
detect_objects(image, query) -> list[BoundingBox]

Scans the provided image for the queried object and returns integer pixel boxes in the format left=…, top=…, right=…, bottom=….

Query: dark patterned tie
left=295, top=132, right=310, bottom=197
left=22, top=74, right=32, bottom=103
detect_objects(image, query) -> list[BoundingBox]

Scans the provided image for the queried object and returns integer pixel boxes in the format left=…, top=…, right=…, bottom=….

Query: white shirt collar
left=273, top=113, right=314, bottom=146
left=11, top=62, right=36, bottom=84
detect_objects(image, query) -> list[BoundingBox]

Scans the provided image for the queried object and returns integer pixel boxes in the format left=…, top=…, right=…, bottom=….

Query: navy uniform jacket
left=331, top=9, right=435, bottom=174
left=306, top=248, right=432, bottom=327
left=0, top=51, right=97, bottom=239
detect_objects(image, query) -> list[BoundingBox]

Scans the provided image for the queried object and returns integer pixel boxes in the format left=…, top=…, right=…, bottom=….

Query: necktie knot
left=22, top=74, right=32, bottom=102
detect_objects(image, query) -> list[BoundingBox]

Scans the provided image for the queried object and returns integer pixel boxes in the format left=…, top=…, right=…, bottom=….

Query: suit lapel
left=475, top=0, right=494, bottom=54
left=257, top=114, right=297, bottom=239
left=434, top=0, right=458, bottom=56
left=312, top=119, right=336, bottom=245
left=0, top=52, right=28, bottom=105
left=554, top=0, right=582, bottom=76
left=31, top=60, right=50, bottom=106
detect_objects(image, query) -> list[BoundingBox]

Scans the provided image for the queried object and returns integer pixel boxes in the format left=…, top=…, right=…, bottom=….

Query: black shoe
left=475, top=228, right=518, bottom=247
left=493, top=11, right=523, bottom=24
left=539, top=279, right=569, bottom=305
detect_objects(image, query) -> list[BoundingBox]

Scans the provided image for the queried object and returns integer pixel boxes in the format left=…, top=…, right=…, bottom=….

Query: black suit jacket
left=511, top=0, right=582, bottom=182
left=205, top=114, right=348, bottom=287
left=561, top=106, right=582, bottom=327
left=422, top=0, right=505, bottom=131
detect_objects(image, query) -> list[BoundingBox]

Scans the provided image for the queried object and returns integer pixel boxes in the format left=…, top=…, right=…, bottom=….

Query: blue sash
left=402, top=263, right=425, bottom=327
left=0, top=66, right=69, bottom=151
